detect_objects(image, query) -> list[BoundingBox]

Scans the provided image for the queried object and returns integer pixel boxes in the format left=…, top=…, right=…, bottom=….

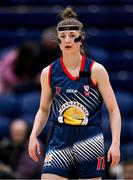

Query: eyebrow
left=59, top=31, right=79, bottom=35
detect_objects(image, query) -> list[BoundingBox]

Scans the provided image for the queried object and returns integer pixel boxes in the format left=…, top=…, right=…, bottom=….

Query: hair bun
left=61, top=7, right=77, bottom=19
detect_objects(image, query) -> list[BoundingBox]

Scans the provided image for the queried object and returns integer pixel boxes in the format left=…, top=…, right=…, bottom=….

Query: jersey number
left=97, top=156, right=105, bottom=170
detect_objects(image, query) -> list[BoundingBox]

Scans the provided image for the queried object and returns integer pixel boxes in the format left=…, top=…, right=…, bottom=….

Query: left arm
left=91, top=62, right=121, bottom=168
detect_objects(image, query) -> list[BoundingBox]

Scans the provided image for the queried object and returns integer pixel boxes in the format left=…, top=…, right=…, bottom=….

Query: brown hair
left=57, top=7, right=85, bottom=54
left=57, top=7, right=84, bottom=35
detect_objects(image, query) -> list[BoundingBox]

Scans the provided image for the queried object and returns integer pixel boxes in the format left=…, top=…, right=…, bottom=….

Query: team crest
left=55, top=86, right=61, bottom=95
left=84, top=85, right=90, bottom=96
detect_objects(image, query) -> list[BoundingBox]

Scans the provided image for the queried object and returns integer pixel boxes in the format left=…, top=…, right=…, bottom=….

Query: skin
left=28, top=30, right=121, bottom=180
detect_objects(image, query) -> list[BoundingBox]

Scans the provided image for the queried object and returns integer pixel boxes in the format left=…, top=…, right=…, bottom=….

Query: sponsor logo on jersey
left=58, top=101, right=89, bottom=125
left=66, top=88, right=78, bottom=93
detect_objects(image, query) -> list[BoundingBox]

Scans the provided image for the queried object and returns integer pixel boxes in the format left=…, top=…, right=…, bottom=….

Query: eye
left=70, top=34, right=76, bottom=38
left=60, top=35, right=65, bottom=39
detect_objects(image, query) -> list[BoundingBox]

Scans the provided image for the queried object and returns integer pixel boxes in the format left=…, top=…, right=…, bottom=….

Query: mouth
left=65, top=45, right=72, bottom=49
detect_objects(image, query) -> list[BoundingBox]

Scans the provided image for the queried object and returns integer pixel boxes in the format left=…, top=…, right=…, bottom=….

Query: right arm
left=28, top=66, right=52, bottom=162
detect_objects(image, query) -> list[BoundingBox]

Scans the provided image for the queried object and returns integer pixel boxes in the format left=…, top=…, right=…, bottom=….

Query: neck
left=62, top=52, right=82, bottom=70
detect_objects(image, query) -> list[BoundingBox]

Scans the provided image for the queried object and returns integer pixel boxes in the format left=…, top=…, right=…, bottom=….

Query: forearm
left=30, top=108, right=49, bottom=138
left=109, top=109, right=121, bottom=146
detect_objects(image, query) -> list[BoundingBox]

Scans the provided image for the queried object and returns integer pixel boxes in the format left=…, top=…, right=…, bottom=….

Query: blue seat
left=1, top=28, right=133, bottom=50
left=19, top=114, right=34, bottom=126
left=88, top=45, right=109, bottom=65
left=0, top=30, right=41, bottom=47
left=0, top=116, right=10, bottom=139
left=115, top=91, right=133, bottom=117
left=110, top=73, right=133, bottom=92
left=106, top=51, right=133, bottom=71
left=119, top=0, right=133, bottom=3
left=0, top=11, right=57, bottom=28
left=0, top=6, right=132, bottom=29
left=18, top=91, right=40, bottom=125
left=0, top=0, right=117, bottom=6
left=121, top=143, right=133, bottom=161
left=121, top=120, right=133, bottom=143
left=0, top=0, right=79, bottom=6
left=102, top=114, right=112, bottom=141
left=0, top=0, right=133, bottom=6
left=86, top=29, right=133, bottom=50
left=0, top=93, right=18, bottom=117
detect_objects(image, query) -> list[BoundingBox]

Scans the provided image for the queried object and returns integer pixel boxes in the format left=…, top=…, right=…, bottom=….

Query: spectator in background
left=38, top=26, right=60, bottom=71
left=0, top=40, right=40, bottom=94
left=0, top=119, right=44, bottom=179
left=123, top=160, right=133, bottom=179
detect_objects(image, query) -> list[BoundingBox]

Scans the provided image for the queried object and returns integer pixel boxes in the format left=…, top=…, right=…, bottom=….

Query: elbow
left=109, top=105, right=121, bottom=119
left=39, top=105, right=50, bottom=114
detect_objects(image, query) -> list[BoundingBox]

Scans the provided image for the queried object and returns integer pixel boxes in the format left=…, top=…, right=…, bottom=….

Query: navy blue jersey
left=42, top=55, right=105, bottom=178
left=48, top=54, right=103, bottom=126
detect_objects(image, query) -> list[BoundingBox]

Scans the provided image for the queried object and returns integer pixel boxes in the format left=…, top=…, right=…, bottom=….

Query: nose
left=65, top=35, right=70, bottom=42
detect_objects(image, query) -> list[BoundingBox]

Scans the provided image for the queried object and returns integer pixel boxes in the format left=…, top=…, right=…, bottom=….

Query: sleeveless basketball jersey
left=48, top=54, right=103, bottom=126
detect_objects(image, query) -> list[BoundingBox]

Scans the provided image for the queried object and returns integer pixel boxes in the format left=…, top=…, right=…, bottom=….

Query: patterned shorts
left=42, top=123, right=105, bottom=179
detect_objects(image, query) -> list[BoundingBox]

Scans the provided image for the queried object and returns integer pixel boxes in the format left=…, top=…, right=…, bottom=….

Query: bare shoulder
left=91, top=62, right=109, bottom=84
left=92, top=62, right=108, bottom=76
left=41, top=65, right=50, bottom=77
left=41, top=65, right=50, bottom=80
left=92, top=62, right=106, bottom=72
left=40, top=65, right=51, bottom=87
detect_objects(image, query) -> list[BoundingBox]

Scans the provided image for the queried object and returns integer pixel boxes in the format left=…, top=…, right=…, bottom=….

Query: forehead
left=58, top=30, right=80, bottom=36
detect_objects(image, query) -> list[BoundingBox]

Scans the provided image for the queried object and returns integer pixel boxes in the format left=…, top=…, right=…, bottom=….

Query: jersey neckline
left=60, top=54, right=86, bottom=81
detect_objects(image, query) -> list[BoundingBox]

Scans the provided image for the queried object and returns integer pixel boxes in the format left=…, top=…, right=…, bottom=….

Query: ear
left=57, top=38, right=61, bottom=44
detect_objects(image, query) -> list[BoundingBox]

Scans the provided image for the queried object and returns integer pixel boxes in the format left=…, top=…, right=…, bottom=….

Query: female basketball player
left=28, top=7, right=121, bottom=180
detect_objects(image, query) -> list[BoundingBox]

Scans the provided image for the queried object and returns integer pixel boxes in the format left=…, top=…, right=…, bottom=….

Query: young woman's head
left=57, top=7, right=84, bottom=55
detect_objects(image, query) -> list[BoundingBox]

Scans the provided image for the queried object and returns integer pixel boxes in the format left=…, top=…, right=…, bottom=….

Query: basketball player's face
left=58, top=31, right=81, bottom=54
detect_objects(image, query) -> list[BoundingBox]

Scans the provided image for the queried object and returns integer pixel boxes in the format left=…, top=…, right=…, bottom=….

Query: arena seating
left=0, top=0, right=133, bottom=163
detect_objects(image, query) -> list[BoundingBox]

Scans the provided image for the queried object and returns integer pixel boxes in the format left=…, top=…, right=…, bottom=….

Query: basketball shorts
left=42, top=123, right=105, bottom=179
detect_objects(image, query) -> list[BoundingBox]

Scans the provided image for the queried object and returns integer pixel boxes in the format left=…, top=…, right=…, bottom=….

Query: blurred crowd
left=0, top=26, right=59, bottom=179
left=0, top=26, right=59, bottom=94
left=0, top=119, right=44, bottom=178
left=0, top=26, right=132, bottom=180
left=0, top=2, right=133, bottom=179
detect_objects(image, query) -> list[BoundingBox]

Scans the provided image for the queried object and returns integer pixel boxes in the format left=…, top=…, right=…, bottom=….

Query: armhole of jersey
left=48, top=64, right=52, bottom=87
left=89, top=60, right=97, bottom=87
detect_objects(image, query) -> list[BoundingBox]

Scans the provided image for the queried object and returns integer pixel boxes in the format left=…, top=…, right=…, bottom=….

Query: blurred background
left=0, top=0, right=133, bottom=179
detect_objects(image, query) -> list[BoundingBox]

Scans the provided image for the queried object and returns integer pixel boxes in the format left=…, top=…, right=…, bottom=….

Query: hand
left=28, top=136, right=41, bottom=162
left=107, top=143, right=120, bottom=168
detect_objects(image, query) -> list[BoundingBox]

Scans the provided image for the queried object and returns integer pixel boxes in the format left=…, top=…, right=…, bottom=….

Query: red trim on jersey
left=80, top=54, right=86, bottom=71
left=48, top=64, right=52, bottom=86
left=60, top=54, right=86, bottom=81
left=89, top=60, right=97, bottom=87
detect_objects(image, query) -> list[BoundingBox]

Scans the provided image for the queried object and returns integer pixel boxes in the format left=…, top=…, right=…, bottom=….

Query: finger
left=115, top=156, right=120, bottom=165
left=32, top=151, right=38, bottom=162
left=110, top=155, right=116, bottom=168
left=107, top=151, right=111, bottom=162
left=29, top=147, right=38, bottom=162
left=33, top=155, right=38, bottom=162
left=29, top=150, right=36, bottom=161
left=37, top=142, right=41, bottom=155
